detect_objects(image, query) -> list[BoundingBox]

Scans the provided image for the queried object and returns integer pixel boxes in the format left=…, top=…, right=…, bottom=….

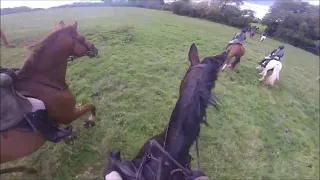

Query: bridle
left=69, top=36, right=96, bottom=61
left=113, top=64, right=207, bottom=180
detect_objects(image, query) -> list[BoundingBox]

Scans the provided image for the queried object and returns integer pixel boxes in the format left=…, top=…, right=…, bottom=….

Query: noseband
left=70, top=36, right=95, bottom=59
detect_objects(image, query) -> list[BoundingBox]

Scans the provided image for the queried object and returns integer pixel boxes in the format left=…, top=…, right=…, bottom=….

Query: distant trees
left=170, top=0, right=253, bottom=28
left=1, top=6, right=43, bottom=15
left=101, top=0, right=164, bottom=8
left=262, top=0, right=319, bottom=55
left=2, top=0, right=319, bottom=55
left=218, top=0, right=244, bottom=12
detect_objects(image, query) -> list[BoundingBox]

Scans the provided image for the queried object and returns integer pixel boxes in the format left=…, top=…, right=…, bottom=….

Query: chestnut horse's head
left=28, top=21, right=98, bottom=63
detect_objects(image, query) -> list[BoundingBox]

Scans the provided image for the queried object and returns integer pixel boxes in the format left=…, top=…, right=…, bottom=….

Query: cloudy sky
left=1, top=0, right=319, bottom=19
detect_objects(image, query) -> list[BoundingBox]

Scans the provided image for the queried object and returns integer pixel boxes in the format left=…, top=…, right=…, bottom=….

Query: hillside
left=1, top=7, right=319, bottom=180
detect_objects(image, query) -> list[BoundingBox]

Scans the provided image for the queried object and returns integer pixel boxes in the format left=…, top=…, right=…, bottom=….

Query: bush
left=162, top=3, right=171, bottom=11
left=171, top=1, right=192, bottom=16
left=170, top=1, right=250, bottom=28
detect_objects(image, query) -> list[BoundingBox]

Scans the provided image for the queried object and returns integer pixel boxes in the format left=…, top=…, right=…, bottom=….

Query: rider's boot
left=256, top=59, right=266, bottom=69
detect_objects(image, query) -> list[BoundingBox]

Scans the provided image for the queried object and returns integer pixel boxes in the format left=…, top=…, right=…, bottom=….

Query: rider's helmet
left=241, top=28, right=247, bottom=33
left=279, top=45, right=285, bottom=49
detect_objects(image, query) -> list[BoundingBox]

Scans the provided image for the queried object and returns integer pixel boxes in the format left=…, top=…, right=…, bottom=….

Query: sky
left=1, top=0, right=319, bottom=19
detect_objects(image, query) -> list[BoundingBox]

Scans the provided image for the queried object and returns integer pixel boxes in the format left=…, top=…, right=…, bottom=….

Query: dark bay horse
left=221, top=44, right=245, bottom=71
left=249, top=26, right=258, bottom=38
left=1, top=21, right=98, bottom=166
left=103, top=43, right=227, bottom=180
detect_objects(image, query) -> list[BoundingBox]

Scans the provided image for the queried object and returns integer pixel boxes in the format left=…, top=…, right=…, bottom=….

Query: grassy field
left=1, top=7, right=319, bottom=180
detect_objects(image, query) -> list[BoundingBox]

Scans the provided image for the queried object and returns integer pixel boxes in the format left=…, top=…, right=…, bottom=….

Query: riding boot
left=262, top=59, right=271, bottom=68
left=258, top=59, right=266, bottom=65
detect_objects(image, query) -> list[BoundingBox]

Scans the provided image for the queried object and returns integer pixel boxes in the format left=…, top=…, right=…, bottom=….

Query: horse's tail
left=267, top=63, right=282, bottom=85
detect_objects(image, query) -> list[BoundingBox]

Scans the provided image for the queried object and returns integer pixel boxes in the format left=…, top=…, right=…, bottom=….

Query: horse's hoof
left=84, top=120, right=95, bottom=129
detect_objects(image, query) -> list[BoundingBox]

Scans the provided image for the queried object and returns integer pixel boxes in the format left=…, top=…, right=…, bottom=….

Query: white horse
left=260, top=35, right=267, bottom=41
left=258, top=59, right=282, bottom=86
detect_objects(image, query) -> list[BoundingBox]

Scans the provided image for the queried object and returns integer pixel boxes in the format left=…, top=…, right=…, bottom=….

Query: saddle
left=0, top=69, right=32, bottom=131
left=106, top=150, right=208, bottom=180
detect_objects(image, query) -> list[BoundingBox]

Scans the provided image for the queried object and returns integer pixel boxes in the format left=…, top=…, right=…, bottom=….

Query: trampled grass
left=1, top=7, right=319, bottom=180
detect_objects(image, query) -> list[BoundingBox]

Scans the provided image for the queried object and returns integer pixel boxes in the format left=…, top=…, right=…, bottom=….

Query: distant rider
left=225, top=28, right=247, bottom=50
left=260, top=31, right=267, bottom=41
left=258, top=45, right=285, bottom=68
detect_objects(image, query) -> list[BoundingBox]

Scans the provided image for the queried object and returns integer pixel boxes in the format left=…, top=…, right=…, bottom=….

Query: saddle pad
left=0, top=86, right=32, bottom=131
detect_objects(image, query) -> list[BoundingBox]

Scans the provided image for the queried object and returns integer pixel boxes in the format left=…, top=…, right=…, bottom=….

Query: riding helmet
left=279, top=45, right=285, bottom=49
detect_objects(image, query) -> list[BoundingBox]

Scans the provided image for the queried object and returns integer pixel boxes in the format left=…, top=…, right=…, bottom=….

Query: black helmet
left=279, top=45, right=284, bottom=49
left=241, top=28, right=247, bottom=32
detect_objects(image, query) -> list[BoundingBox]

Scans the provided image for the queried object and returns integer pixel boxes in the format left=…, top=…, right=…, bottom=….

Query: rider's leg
left=258, top=58, right=266, bottom=65
left=259, top=56, right=272, bottom=65
left=262, top=59, right=273, bottom=68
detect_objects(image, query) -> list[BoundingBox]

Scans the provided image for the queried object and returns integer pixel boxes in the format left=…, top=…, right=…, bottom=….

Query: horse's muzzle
left=85, top=51, right=97, bottom=58
left=86, top=45, right=98, bottom=58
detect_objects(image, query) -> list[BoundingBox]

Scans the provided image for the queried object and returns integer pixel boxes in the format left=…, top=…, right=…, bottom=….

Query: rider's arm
left=270, top=49, right=276, bottom=55
left=234, top=32, right=241, bottom=39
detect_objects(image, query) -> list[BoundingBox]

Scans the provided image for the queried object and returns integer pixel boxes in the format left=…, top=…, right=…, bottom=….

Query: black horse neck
left=164, top=95, right=203, bottom=163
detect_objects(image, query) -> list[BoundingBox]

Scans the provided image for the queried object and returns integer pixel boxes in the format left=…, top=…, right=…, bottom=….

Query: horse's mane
left=29, top=25, right=75, bottom=53
left=167, top=52, right=226, bottom=153
left=20, top=25, right=76, bottom=73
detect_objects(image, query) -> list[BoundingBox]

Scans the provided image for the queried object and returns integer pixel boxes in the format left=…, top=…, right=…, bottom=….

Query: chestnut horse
left=1, top=21, right=98, bottom=171
left=221, top=44, right=245, bottom=71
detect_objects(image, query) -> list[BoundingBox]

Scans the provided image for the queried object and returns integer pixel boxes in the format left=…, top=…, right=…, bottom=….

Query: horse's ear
left=188, top=43, right=200, bottom=66
left=72, top=21, right=78, bottom=29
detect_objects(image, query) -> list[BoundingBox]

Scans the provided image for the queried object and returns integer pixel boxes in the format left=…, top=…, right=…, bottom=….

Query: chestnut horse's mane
left=28, top=25, right=75, bottom=55
left=20, top=25, right=76, bottom=73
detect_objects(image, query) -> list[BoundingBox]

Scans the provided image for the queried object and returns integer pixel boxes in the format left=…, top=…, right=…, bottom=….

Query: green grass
left=1, top=7, right=319, bottom=180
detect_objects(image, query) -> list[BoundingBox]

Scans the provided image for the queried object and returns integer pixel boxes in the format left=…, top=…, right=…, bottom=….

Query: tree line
left=262, top=0, right=319, bottom=55
left=1, top=0, right=319, bottom=55
left=1, top=6, right=43, bottom=15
